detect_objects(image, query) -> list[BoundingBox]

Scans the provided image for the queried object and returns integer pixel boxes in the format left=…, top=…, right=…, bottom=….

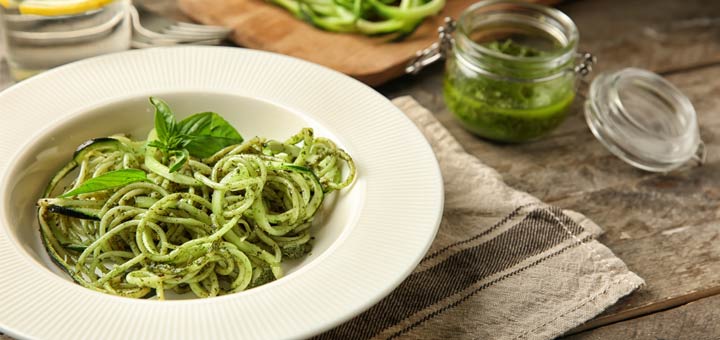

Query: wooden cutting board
left=178, top=0, right=560, bottom=86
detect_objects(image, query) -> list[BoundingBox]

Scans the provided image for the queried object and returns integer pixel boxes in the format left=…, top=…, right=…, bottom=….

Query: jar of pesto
left=440, top=0, right=584, bottom=142
left=407, top=0, right=705, bottom=172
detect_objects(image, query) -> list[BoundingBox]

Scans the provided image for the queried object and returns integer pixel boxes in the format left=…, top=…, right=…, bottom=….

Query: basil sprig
left=147, top=97, right=244, bottom=172
left=55, top=98, right=243, bottom=197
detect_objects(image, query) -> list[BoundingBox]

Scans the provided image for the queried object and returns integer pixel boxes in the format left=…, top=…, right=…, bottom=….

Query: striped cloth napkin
left=317, top=97, right=644, bottom=340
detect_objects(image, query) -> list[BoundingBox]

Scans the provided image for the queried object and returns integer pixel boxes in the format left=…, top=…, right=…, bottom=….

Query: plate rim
left=0, top=46, right=443, bottom=340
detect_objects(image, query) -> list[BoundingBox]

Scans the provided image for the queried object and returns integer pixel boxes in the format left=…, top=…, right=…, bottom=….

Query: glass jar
left=0, top=0, right=131, bottom=80
left=407, top=1, right=704, bottom=172
left=442, top=0, right=580, bottom=143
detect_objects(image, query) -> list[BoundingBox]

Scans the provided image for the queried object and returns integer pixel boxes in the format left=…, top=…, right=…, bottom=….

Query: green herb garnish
left=147, top=97, right=243, bottom=172
left=486, top=39, right=547, bottom=58
left=178, top=112, right=245, bottom=158
left=59, top=169, right=149, bottom=197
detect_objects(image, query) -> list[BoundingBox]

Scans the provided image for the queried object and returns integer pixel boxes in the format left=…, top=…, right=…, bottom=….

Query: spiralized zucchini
left=270, top=0, right=446, bottom=37
left=37, top=128, right=355, bottom=299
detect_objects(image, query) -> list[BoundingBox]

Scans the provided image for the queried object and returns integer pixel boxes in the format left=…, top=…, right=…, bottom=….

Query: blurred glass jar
left=0, top=0, right=131, bottom=80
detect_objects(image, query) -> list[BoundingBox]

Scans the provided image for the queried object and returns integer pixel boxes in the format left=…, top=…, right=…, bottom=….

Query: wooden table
left=2, top=0, right=719, bottom=338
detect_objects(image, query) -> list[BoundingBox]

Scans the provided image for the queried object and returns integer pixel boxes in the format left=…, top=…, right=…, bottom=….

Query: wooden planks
left=552, top=67, right=720, bottom=331
left=560, top=0, right=720, bottom=75
left=379, top=0, right=720, bottom=335
left=397, top=59, right=720, bottom=337
left=381, top=0, right=720, bottom=210
left=564, top=294, right=720, bottom=340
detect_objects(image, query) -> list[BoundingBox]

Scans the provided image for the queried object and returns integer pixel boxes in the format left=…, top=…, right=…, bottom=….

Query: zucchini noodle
left=37, top=127, right=355, bottom=299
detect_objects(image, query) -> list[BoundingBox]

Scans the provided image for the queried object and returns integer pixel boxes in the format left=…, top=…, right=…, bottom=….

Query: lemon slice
left=0, top=0, right=17, bottom=9
left=1, top=0, right=115, bottom=16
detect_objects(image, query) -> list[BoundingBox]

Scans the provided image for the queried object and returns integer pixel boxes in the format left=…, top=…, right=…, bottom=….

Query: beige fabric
left=317, top=97, right=644, bottom=340
left=397, top=96, right=643, bottom=339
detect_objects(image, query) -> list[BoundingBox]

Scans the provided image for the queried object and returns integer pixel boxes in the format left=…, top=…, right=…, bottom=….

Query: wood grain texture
left=176, top=0, right=558, bottom=85
left=559, top=0, right=720, bottom=75
left=563, top=294, right=720, bottom=340
left=379, top=0, right=720, bottom=335
left=384, top=60, right=720, bottom=339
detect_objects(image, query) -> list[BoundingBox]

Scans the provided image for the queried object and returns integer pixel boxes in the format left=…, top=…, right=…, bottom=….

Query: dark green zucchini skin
left=73, top=137, right=122, bottom=162
left=41, top=138, right=122, bottom=225
left=43, top=138, right=124, bottom=197
left=47, top=204, right=100, bottom=220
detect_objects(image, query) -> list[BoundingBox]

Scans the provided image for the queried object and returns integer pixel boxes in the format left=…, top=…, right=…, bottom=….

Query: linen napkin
left=316, top=97, right=644, bottom=340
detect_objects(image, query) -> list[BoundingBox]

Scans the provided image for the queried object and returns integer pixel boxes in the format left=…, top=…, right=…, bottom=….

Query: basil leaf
left=147, top=139, right=165, bottom=149
left=168, top=149, right=189, bottom=173
left=150, top=97, right=176, bottom=141
left=59, top=169, right=149, bottom=198
left=178, top=112, right=243, bottom=158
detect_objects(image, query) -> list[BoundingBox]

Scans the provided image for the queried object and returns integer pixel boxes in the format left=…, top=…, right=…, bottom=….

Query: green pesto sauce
left=486, top=39, right=546, bottom=58
left=444, top=39, right=575, bottom=142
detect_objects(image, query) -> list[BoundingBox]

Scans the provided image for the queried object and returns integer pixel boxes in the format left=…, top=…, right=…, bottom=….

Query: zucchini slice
left=73, top=137, right=123, bottom=162
left=43, top=138, right=125, bottom=197
left=47, top=204, right=101, bottom=220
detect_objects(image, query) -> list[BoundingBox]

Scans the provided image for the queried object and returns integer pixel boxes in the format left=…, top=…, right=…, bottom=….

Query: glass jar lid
left=584, top=68, right=705, bottom=172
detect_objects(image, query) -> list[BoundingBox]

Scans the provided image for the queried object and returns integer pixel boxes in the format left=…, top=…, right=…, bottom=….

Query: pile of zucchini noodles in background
left=37, top=97, right=356, bottom=299
left=268, top=0, right=445, bottom=37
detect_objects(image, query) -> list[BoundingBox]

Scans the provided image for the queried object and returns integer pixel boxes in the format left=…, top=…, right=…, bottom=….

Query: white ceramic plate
left=0, top=47, right=443, bottom=340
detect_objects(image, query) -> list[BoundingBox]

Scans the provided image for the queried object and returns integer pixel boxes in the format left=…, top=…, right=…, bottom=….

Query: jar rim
left=455, top=0, right=579, bottom=76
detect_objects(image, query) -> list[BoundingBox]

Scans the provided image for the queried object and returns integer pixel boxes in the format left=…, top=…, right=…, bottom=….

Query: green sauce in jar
left=442, top=1, right=580, bottom=143
left=444, top=39, right=575, bottom=142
